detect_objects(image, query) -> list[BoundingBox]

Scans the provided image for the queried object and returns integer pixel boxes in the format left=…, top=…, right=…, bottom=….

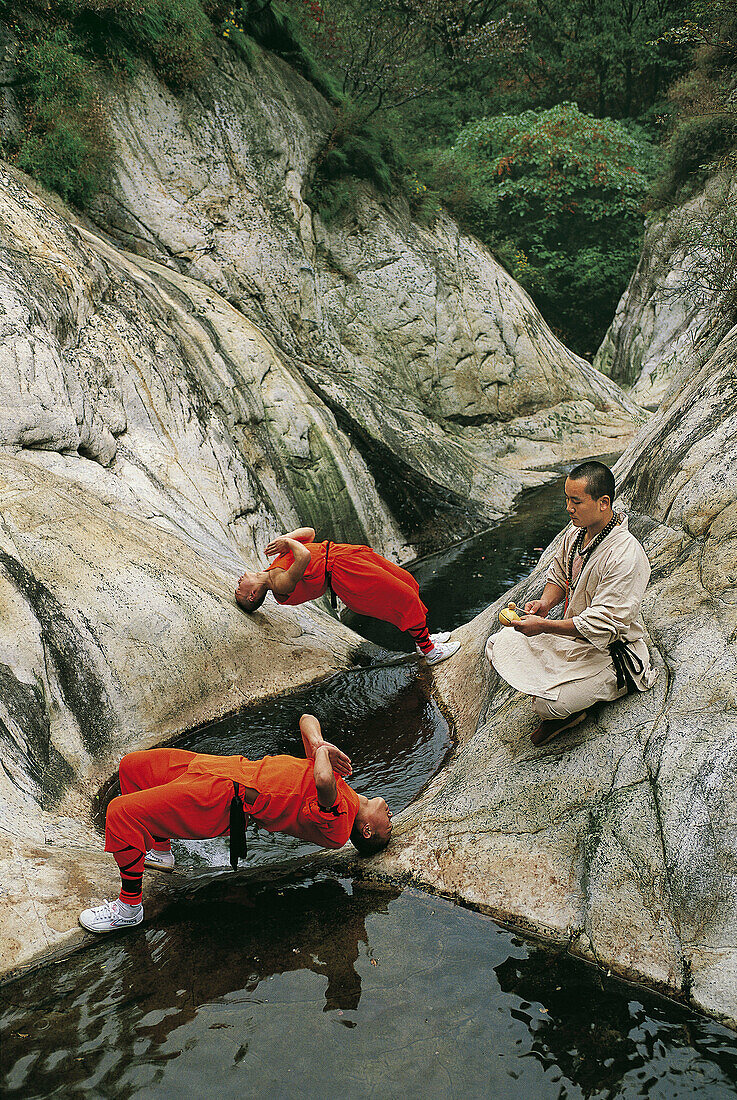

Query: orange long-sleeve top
left=185, top=752, right=360, bottom=849
left=268, top=538, right=333, bottom=604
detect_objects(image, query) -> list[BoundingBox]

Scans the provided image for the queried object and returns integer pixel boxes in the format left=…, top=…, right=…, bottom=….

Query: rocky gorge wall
left=0, top=161, right=375, bottom=972
left=595, top=173, right=736, bottom=408
left=0, top=31, right=641, bottom=973
left=88, top=38, right=643, bottom=551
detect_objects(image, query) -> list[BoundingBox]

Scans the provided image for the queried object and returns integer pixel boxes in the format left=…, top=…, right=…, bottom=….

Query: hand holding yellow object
left=498, top=602, right=523, bottom=626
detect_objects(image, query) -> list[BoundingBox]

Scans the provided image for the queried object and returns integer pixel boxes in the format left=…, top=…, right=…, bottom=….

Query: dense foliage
left=434, top=103, right=655, bottom=354
left=485, top=0, right=690, bottom=122
left=0, top=0, right=219, bottom=203
left=651, top=0, right=737, bottom=204
left=275, top=0, right=693, bottom=351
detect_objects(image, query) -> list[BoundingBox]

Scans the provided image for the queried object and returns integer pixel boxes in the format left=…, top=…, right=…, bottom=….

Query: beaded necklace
left=564, top=512, right=620, bottom=614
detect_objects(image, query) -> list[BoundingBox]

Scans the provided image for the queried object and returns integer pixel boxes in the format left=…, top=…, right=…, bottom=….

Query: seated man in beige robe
left=486, top=461, right=657, bottom=747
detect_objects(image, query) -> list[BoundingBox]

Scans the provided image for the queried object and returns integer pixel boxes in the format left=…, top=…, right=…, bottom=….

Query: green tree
left=434, top=102, right=655, bottom=355
left=489, top=0, right=690, bottom=121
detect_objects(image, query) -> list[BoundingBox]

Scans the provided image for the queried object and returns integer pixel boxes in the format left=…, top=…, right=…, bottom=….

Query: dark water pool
left=3, top=875, right=737, bottom=1099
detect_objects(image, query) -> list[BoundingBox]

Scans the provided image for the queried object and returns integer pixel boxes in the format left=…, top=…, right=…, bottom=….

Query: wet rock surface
left=374, top=322, right=737, bottom=1026
left=0, top=444, right=365, bottom=974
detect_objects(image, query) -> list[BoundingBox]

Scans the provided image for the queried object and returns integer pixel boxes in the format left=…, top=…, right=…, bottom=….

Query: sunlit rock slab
left=88, top=42, right=645, bottom=547
left=0, top=163, right=405, bottom=564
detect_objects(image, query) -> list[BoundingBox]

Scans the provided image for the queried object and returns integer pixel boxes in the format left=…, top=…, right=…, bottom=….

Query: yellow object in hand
left=499, top=602, right=522, bottom=627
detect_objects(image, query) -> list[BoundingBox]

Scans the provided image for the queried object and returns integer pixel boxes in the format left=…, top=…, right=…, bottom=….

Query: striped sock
left=119, top=873, right=142, bottom=907
left=408, top=624, right=433, bottom=655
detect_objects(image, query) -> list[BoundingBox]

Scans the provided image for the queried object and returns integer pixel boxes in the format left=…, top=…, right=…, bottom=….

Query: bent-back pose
left=486, top=462, right=657, bottom=747
left=80, top=715, right=392, bottom=934
left=235, top=527, right=460, bottom=665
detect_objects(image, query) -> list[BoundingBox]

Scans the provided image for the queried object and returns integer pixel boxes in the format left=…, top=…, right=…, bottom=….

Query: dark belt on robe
left=229, top=782, right=249, bottom=870
left=609, top=639, right=645, bottom=695
left=324, top=540, right=338, bottom=610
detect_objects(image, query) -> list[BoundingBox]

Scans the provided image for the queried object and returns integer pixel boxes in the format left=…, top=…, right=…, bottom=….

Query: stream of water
left=3, top=469, right=737, bottom=1097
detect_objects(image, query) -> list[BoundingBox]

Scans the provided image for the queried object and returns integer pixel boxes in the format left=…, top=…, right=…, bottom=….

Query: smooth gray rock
left=0, top=163, right=382, bottom=972
left=595, top=175, right=735, bottom=407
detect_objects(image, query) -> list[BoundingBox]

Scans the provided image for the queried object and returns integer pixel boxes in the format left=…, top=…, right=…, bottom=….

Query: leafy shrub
left=220, top=6, right=260, bottom=65
left=11, top=22, right=109, bottom=204
left=306, top=104, right=407, bottom=220
left=655, top=196, right=737, bottom=316
left=320, top=125, right=398, bottom=191
left=648, top=0, right=737, bottom=206
left=403, top=169, right=442, bottom=224
left=242, top=0, right=343, bottom=103
left=432, top=102, right=655, bottom=356
left=652, top=113, right=737, bottom=204
left=106, top=0, right=214, bottom=88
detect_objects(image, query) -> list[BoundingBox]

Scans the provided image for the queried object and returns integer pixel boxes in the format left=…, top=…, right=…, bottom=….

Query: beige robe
left=487, top=515, right=656, bottom=701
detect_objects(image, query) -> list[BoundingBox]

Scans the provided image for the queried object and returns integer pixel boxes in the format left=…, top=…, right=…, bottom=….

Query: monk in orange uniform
left=79, top=714, right=392, bottom=934
left=235, top=527, right=460, bottom=665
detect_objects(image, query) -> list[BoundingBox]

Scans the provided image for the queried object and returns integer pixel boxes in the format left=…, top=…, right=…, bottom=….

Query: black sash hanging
left=324, top=540, right=338, bottom=610
left=229, top=782, right=248, bottom=870
left=609, top=639, right=645, bottom=694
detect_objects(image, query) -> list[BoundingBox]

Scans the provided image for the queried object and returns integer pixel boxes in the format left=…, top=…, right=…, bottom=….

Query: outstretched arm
left=266, top=528, right=315, bottom=553
left=299, top=713, right=352, bottom=809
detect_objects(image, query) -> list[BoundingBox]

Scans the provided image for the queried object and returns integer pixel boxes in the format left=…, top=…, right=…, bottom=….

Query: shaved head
left=568, top=461, right=615, bottom=503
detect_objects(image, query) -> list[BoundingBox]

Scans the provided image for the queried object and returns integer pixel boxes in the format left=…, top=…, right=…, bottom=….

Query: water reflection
left=495, top=948, right=737, bottom=1097
left=3, top=881, right=737, bottom=1100
left=178, top=662, right=448, bottom=809
left=0, top=874, right=399, bottom=1098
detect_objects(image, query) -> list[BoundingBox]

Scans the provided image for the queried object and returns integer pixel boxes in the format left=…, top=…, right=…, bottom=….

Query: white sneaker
left=79, top=899, right=143, bottom=934
left=145, top=848, right=175, bottom=872
left=416, top=632, right=452, bottom=656
left=424, top=639, right=461, bottom=665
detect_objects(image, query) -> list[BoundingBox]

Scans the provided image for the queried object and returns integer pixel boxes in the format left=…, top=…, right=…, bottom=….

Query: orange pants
left=106, top=749, right=234, bottom=882
left=331, top=549, right=431, bottom=650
